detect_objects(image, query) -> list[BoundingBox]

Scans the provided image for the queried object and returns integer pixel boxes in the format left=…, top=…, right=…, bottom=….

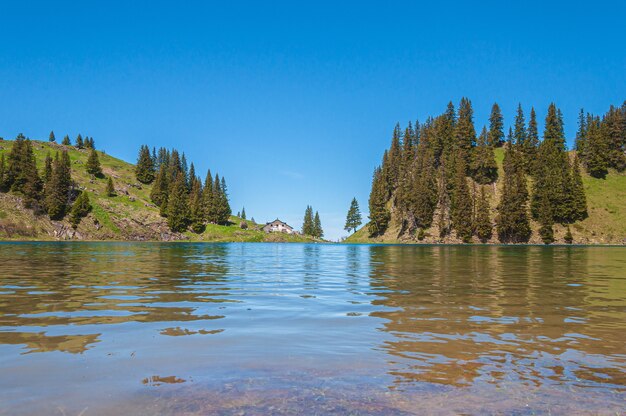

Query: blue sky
left=1, top=1, right=625, bottom=240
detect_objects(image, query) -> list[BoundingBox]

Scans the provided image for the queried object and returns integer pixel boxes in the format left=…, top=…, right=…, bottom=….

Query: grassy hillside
left=0, top=139, right=316, bottom=242
left=346, top=148, right=626, bottom=245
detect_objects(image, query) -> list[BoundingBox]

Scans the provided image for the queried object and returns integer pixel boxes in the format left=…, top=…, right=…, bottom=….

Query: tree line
left=135, top=145, right=232, bottom=233
left=575, top=105, right=626, bottom=179
left=367, top=99, right=619, bottom=244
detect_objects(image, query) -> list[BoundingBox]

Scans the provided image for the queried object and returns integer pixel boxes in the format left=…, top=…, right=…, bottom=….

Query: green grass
left=0, top=139, right=321, bottom=242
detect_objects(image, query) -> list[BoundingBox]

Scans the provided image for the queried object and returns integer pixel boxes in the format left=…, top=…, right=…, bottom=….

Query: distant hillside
left=0, top=139, right=314, bottom=242
left=347, top=148, right=626, bottom=245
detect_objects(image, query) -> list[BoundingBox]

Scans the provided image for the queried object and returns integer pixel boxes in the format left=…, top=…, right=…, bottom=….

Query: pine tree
left=49, top=131, right=56, bottom=142
left=135, top=145, right=155, bottom=184
left=531, top=103, right=576, bottom=224
left=45, top=151, right=72, bottom=220
left=603, top=105, right=626, bottom=171
left=150, top=164, right=170, bottom=212
left=302, top=205, right=314, bottom=235
left=216, top=175, right=231, bottom=224
left=241, top=207, right=246, bottom=220
left=75, top=134, right=84, bottom=149
left=313, top=211, right=323, bottom=238
left=497, top=139, right=531, bottom=243
left=86, top=149, right=103, bottom=177
left=384, top=124, right=403, bottom=195
left=575, top=108, right=588, bottom=160
left=474, top=186, right=492, bottom=243
left=203, top=169, right=214, bottom=222
left=583, top=116, right=608, bottom=178
left=106, top=176, right=116, bottom=197
left=570, top=155, right=588, bottom=221
left=537, top=191, right=554, bottom=244
left=471, top=126, right=498, bottom=184
left=450, top=157, right=473, bottom=243
left=344, top=197, right=362, bottom=233
left=368, top=167, right=390, bottom=236
left=455, top=97, right=477, bottom=169
left=524, top=107, right=540, bottom=175
left=513, top=104, right=527, bottom=147
left=62, top=135, right=71, bottom=146
left=69, top=191, right=92, bottom=229
left=488, top=103, right=504, bottom=147
left=166, top=172, right=190, bottom=232
left=411, top=140, right=438, bottom=231
left=188, top=163, right=196, bottom=191
left=6, top=136, right=42, bottom=207
left=189, top=179, right=205, bottom=233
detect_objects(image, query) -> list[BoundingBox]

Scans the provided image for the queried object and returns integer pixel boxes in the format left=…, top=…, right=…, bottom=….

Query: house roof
left=264, top=219, right=293, bottom=228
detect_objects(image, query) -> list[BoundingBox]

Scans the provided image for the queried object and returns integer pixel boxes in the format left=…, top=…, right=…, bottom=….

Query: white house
left=262, top=219, right=295, bottom=234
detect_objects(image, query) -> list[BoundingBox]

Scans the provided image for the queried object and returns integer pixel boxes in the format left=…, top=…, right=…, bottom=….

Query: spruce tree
left=368, top=167, right=390, bottom=236
left=524, top=107, right=540, bottom=175
left=471, top=126, right=498, bottom=184
left=513, top=104, right=527, bottom=147
left=166, top=172, right=190, bottom=232
left=49, top=131, right=56, bottom=142
left=241, top=207, right=246, bottom=220
left=531, top=103, right=575, bottom=224
left=583, top=117, right=608, bottom=178
left=203, top=169, right=215, bottom=222
left=537, top=191, right=554, bottom=244
left=6, top=136, right=42, bottom=207
left=302, top=205, right=314, bottom=235
left=135, top=145, right=155, bottom=184
left=497, top=139, right=531, bottom=243
left=488, top=103, right=504, bottom=147
left=150, top=164, right=169, bottom=212
left=46, top=151, right=72, bottom=220
left=570, top=155, right=588, bottom=221
left=603, top=105, right=626, bottom=171
left=216, top=175, right=231, bottom=224
left=106, top=176, right=116, bottom=197
left=344, top=197, right=362, bottom=233
left=313, top=211, right=323, bottom=238
left=75, top=134, right=84, bottom=149
left=86, top=149, right=103, bottom=177
left=62, top=135, right=71, bottom=146
left=474, top=186, right=492, bottom=243
left=450, top=157, right=473, bottom=243
left=69, top=191, right=92, bottom=229
left=412, top=140, right=438, bottom=231
left=455, top=97, right=477, bottom=169
left=189, top=179, right=205, bottom=233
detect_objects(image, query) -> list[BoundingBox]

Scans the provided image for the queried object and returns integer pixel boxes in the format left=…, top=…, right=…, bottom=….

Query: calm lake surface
left=0, top=243, right=624, bottom=415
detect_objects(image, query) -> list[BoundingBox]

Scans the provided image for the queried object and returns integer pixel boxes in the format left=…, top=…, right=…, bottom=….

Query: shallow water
left=0, top=243, right=624, bottom=415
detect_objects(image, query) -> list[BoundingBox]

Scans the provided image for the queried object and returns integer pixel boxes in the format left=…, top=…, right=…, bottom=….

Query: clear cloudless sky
left=1, top=1, right=625, bottom=240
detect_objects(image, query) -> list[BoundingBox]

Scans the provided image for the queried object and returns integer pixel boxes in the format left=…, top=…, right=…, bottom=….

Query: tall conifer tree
left=166, top=172, right=190, bottom=232
left=488, top=103, right=504, bottom=147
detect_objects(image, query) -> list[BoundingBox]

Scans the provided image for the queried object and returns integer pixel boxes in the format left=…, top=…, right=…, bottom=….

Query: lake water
left=0, top=243, right=624, bottom=415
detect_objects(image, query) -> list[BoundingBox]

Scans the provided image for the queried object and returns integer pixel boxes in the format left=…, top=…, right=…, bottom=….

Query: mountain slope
left=346, top=148, right=626, bottom=245
left=0, top=140, right=313, bottom=242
